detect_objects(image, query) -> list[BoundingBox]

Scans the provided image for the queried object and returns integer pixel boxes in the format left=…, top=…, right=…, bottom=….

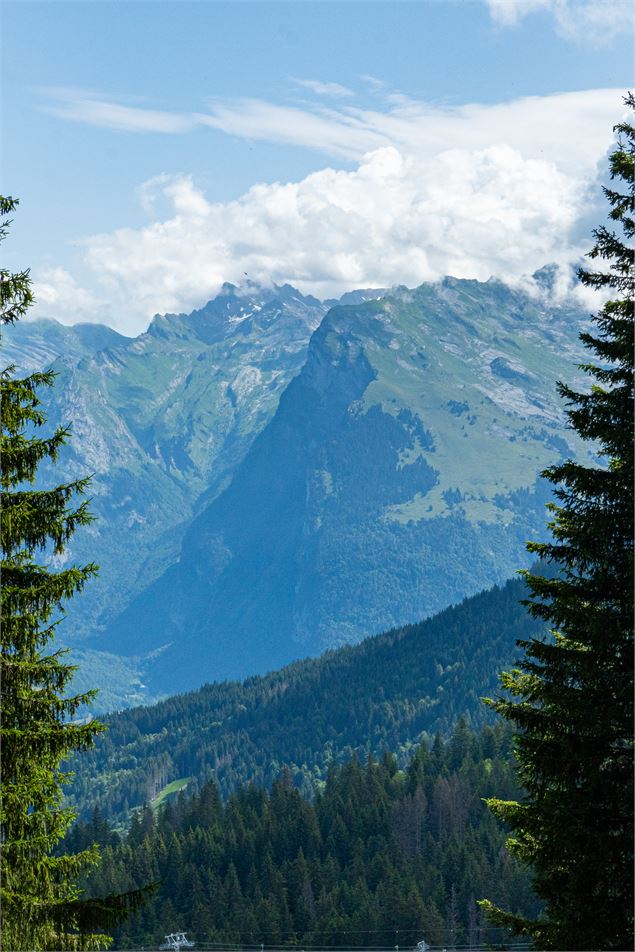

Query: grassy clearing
left=151, top=777, right=192, bottom=810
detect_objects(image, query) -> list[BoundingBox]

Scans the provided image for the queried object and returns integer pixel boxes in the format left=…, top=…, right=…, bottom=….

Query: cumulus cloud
left=485, top=0, right=632, bottom=43
left=37, top=148, right=591, bottom=333
left=34, top=88, right=625, bottom=335
left=33, top=268, right=104, bottom=322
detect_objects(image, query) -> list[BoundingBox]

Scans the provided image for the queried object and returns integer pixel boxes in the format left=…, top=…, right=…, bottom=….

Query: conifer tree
left=0, top=196, right=139, bottom=950
left=481, top=97, right=634, bottom=950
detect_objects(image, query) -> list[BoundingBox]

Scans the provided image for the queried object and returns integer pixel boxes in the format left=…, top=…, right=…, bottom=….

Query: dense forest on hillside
left=66, top=721, right=539, bottom=950
left=68, top=577, right=545, bottom=824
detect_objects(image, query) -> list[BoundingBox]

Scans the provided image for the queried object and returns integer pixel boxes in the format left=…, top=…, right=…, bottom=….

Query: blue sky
left=2, top=0, right=633, bottom=333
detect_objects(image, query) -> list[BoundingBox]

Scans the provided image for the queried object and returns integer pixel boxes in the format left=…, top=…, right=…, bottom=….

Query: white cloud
left=360, top=74, right=387, bottom=91
left=486, top=0, right=552, bottom=26
left=33, top=88, right=625, bottom=335
left=33, top=268, right=104, bottom=322
left=39, top=85, right=623, bottom=176
left=41, top=87, right=194, bottom=134
left=485, top=0, right=632, bottom=43
left=198, top=88, right=622, bottom=175
left=196, top=98, right=384, bottom=160
left=293, top=78, right=354, bottom=98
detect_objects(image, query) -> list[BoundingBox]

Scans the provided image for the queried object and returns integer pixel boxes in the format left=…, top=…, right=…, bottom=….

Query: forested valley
left=68, top=577, right=543, bottom=825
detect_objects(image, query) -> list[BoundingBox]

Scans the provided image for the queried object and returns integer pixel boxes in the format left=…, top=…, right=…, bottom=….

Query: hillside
left=71, top=722, right=539, bottom=950
left=68, top=576, right=544, bottom=824
left=103, top=273, right=590, bottom=694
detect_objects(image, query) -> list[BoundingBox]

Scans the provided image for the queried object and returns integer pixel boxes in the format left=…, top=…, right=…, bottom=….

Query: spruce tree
left=0, top=196, right=133, bottom=950
left=481, top=98, right=634, bottom=950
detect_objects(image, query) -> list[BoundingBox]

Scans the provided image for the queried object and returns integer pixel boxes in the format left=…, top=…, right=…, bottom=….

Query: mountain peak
left=532, top=263, right=564, bottom=294
left=219, top=280, right=239, bottom=295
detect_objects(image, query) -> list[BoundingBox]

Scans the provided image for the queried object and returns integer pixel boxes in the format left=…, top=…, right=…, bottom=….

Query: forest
left=67, top=577, right=544, bottom=825
left=64, top=722, right=539, bottom=949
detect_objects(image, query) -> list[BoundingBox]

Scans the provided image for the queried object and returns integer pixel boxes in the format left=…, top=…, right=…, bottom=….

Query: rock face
left=99, top=276, right=593, bottom=698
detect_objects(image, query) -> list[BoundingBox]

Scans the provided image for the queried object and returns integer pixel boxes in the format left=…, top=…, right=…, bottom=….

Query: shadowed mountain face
left=100, top=276, right=593, bottom=697
left=1, top=284, right=332, bottom=656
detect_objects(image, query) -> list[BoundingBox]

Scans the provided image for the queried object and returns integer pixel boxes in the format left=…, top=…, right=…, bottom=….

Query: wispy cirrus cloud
left=292, top=78, right=354, bottom=98
left=360, top=74, right=387, bottom=91
left=198, top=88, right=623, bottom=174
left=484, top=0, right=632, bottom=44
left=40, top=86, right=195, bottom=133
left=195, top=98, right=385, bottom=159
left=39, top=84, right=623, bottom=176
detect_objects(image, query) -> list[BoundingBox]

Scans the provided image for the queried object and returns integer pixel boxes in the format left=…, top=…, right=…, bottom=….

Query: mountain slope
left=104, top=275, right=591, bottom=693
left=69, top=575, right=541, bottom=823
left=2, top=285, right=330, bottom=651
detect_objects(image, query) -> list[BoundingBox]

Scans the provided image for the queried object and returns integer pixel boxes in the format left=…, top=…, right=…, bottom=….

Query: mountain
left=102, top=275, right=592, bottom=694
left=4, top=274, right=591, bottom=706
left=1, top=319, right=131, bottom=370
left=68, top=575, right=542, bottom=824
left=1, top=285, right=336, bottom=697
